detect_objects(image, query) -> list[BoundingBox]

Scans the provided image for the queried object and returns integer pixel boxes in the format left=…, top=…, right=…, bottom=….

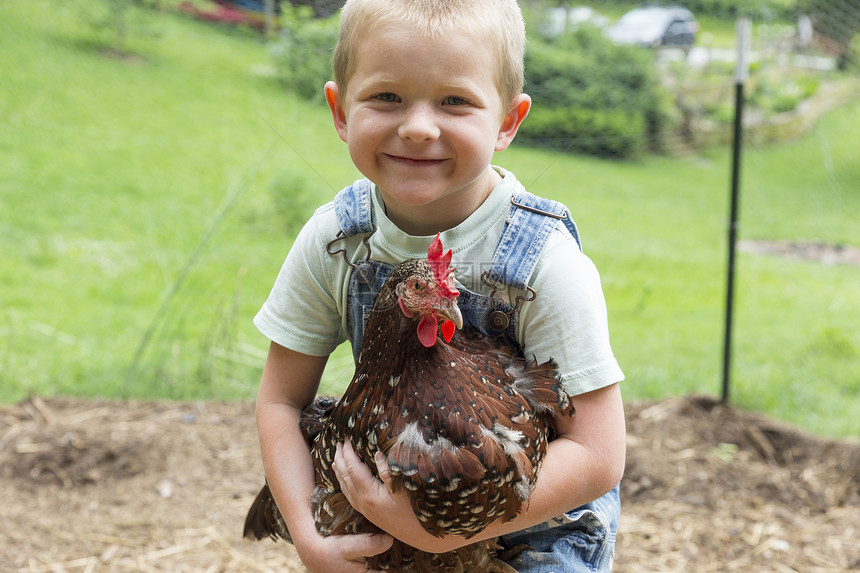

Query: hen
left=244, top=234, right=575, bottom=572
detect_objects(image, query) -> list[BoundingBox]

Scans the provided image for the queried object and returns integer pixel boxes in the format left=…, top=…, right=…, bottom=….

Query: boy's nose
left=398, top=104, right=440, bottom=142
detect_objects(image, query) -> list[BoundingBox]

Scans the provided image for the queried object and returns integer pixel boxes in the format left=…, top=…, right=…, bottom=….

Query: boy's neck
left=379, top=168, right=503, bottom=236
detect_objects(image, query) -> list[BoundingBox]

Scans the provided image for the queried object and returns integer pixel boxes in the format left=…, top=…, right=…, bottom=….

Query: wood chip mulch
left=1, top=395, right=857, bottom=572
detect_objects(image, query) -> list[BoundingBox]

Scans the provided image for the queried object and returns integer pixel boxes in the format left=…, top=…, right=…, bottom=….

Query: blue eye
left=376, top=93, right=399, bottom=102
left=443, top=96, right=466, bottom=106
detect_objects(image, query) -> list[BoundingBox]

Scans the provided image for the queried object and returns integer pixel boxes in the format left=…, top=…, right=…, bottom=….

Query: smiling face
left=325, top=22, right=530, bottom=234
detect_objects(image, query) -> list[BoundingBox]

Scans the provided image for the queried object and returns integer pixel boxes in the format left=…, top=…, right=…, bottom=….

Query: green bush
left=752, top=73, right=821, bottom=114
left=523, top=105, right=644, bottom=158
left=850, top=34, right=860, bottom=72
left=518, top=29, right=668, bottom=158
left=270, top=7, right=338, bottom=100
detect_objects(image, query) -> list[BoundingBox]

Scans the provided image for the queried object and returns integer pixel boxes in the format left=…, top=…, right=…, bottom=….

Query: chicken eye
left=412, top=281, right=424, bottom=292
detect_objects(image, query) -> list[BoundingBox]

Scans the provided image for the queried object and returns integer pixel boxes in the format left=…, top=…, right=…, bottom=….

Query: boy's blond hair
left=332, top=0, right=526, bottom=106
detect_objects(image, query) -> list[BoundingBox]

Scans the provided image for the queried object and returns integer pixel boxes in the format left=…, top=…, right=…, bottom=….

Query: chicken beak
left=437, top=300, right=463, bottom=330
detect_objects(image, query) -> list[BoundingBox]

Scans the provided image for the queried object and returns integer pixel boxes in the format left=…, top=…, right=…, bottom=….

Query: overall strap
left=333, top=176, right=582, bottom=358
left=330, top=178, right=386, bottom=362
left=486, top=188, right=582, bottom=291
left=333, top=178, right=376, bottom=236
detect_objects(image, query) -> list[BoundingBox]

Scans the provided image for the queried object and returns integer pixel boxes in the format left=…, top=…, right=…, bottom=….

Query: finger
left=334, top=443, right=355, bottom=502
left=374, top=451, right=393, bottom=490
left=341, top=441, right=366, bottom=481
left=334, top=441, right=344, bottom=473
left=341, top=442, right=383, bottom=494
left=335, top=442, right=355, bottom=482
left=364, top=532, right=395, bottom=556
left=334, top=442, right=343, bottom=482
left=341, top=439, right=359, bottom=465
left=339, top=532, right=394, bottom=560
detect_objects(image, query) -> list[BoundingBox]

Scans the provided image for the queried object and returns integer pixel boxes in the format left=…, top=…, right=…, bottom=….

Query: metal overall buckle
left=480, top=272, right=537, bottom=332
left=510, top=196, right=569, bottom=220
left=325, top=227, right=377, bottom=284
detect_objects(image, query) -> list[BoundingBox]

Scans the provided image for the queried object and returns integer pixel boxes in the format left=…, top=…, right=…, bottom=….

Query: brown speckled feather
left=245, top=257, right=575, bottom=572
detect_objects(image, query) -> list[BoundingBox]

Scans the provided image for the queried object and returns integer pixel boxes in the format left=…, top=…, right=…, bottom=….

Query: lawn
left=2, top=1, right=858, bottom=437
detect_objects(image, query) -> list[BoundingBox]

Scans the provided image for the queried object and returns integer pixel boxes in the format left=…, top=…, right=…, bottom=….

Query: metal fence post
left=722, top=17, right=751, bottom=403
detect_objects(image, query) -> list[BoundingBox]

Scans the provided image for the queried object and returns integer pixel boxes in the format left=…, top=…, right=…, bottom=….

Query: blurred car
left=540, top=6, right=610, bottom=38
left=605, top=6, right=699, bottom=51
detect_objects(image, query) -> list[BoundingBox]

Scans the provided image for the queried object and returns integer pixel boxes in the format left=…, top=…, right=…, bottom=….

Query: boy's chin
left=378, top=184, right=454, bottom=208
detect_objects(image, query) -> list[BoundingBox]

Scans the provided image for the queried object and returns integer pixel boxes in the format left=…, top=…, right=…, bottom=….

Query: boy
left=252, top=1, right=626, bottom=571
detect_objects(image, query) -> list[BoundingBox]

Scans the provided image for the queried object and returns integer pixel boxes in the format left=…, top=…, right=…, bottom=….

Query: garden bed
left=2, top=395, right=857, bottom=571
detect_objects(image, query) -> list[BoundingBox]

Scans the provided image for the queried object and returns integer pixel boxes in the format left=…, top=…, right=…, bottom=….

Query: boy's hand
left=333, top=441, right=412, bottom=527
left=296, top=529, right=393, bottom=573
left=334, top=441, right=457, bottom=553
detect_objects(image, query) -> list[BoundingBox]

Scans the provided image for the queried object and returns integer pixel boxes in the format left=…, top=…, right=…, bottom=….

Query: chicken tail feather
left=243, top=483, right=290, bottom=542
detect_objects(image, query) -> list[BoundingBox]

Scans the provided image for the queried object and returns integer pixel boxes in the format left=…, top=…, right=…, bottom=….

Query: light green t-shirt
left=254, top=169, right=623, bottom=396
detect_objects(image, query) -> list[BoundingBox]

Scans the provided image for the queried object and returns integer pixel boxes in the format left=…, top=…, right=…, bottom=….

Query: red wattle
left=417, top=315, right=438, bottom=347
left=441, top=320, right=455, bottom=343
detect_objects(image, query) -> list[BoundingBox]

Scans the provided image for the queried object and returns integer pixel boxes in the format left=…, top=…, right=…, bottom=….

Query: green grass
left=499, top=108, right=860, bottom=437
left=0, top=0, right=360, bottom=399
left=2, top=1, right=859, bottom=437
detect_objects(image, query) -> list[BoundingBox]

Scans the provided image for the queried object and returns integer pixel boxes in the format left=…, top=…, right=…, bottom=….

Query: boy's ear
left=325, top=81, right=349, bottom=143
left=495, top=94, right=531, bottom=152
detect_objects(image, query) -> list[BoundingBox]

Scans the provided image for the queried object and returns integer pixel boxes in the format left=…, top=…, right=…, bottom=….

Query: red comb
left=428, top=233, right=459, bottom=298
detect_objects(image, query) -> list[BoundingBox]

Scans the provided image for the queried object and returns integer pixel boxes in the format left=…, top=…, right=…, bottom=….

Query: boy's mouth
left=383, top=154, right=447, bottom=167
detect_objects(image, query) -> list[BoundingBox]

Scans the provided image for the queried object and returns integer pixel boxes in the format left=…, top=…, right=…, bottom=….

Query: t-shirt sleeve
left=517, top=229, right=624, bottom=396
left=253, top=209, right=346, bottom=356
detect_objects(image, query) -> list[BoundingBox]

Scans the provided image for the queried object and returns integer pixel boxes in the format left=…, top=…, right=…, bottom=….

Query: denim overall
left=331, top=177, right=620, bottom=572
